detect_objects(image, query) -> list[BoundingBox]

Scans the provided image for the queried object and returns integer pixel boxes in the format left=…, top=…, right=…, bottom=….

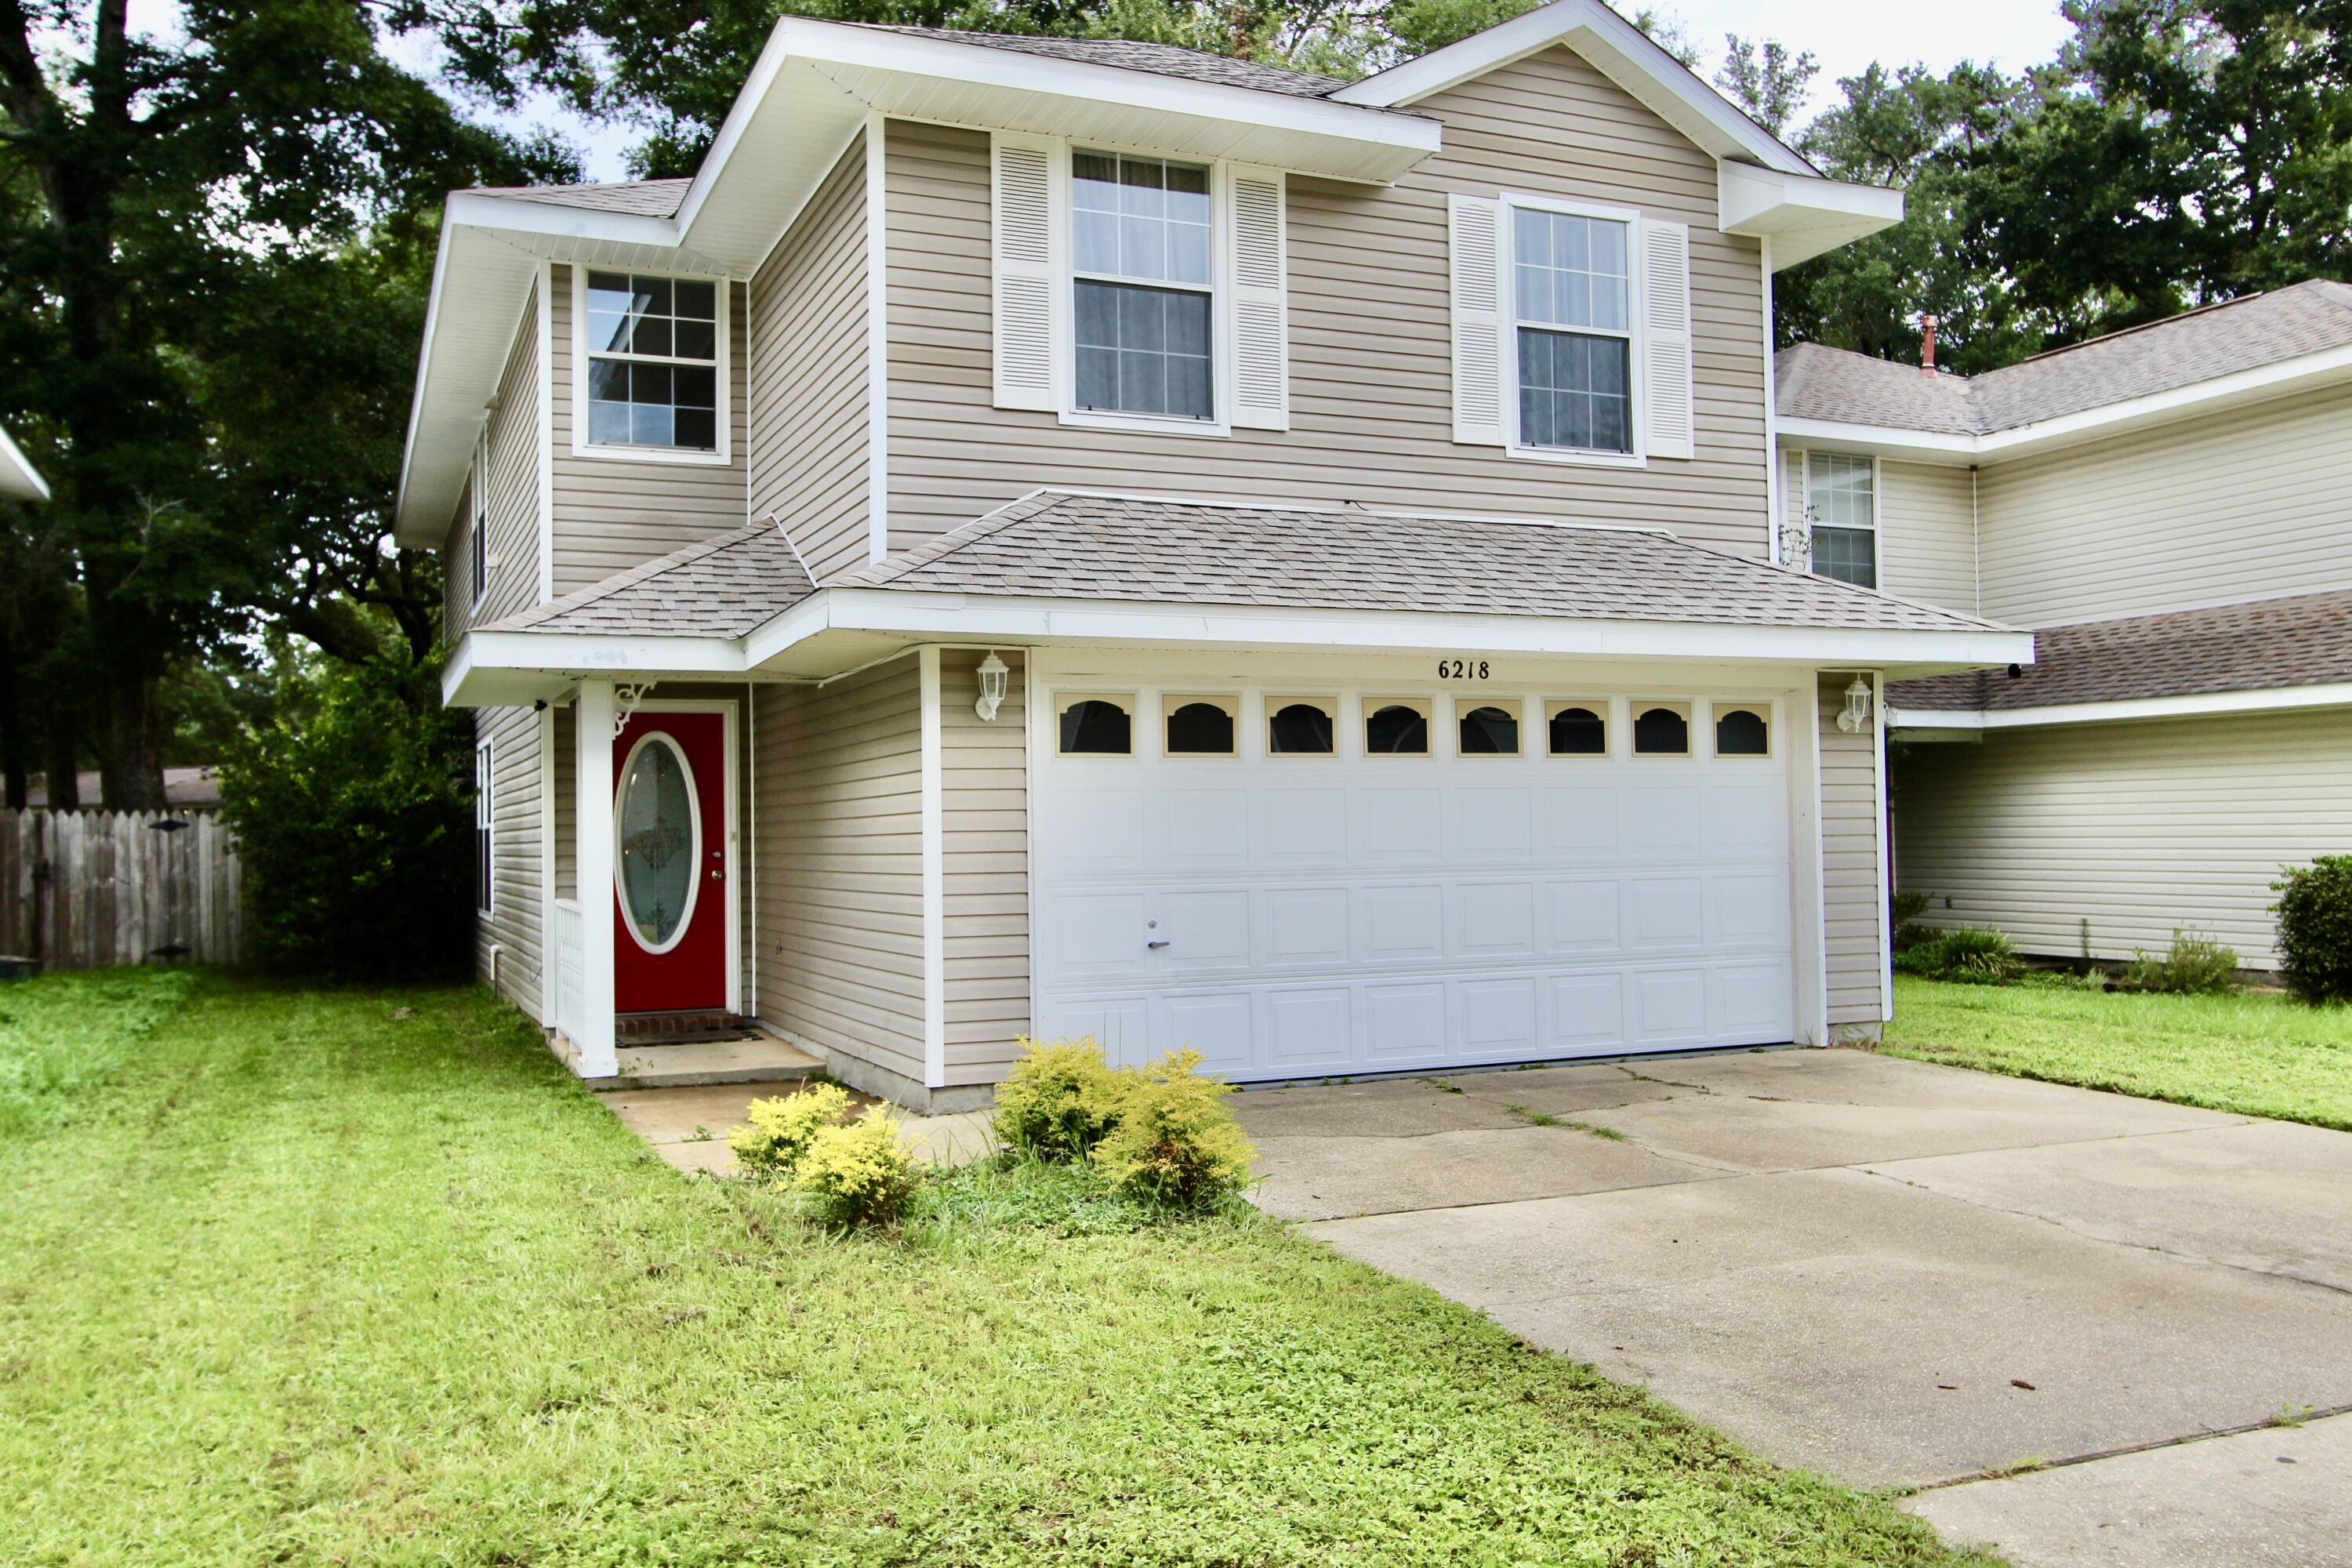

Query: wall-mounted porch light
left=1835, top=674, right=1874, bottom=735
left=974, top=652, right=1010, bottom=722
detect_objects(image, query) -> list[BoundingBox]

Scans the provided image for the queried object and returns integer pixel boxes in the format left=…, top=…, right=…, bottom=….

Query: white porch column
left=574, top=679, right=619, bottom=1077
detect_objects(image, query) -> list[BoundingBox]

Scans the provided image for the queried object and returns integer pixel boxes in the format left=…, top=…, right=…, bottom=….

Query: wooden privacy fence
left=1, top=811, right=246, bottom=970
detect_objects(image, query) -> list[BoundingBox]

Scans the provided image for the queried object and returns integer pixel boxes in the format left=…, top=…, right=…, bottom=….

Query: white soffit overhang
left=0, top=424, right=48, bottom=503
left=1718, top=164, right=1904, bottom=270
left=442, top=587, right=2035, bottom=707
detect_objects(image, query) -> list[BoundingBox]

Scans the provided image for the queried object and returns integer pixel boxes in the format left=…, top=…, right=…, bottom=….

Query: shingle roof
left=483, top=523, right=815, bottom=638
left=857, top=25, right=1352, bottom=98
left=1777, top=281, right=2352, bottom=434
left=470, top=178, right=693, bottom=220
left=840, top=491, right=2002, bottom=633
left=1889, top=590, right=2352, bottom=713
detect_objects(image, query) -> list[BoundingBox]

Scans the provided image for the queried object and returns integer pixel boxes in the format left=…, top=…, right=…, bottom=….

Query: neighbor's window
left=1073, top=151, right=1213, bottom=422
left=1806, top=453, right=1876, bottom=587
left=1715, top=706, right=1769, bottom=757
left=1634, top=705, right=1690, bottom=756
left=1458, top=700, right=1522, bottom=757
left=474, top=739, right=493, bottom=914
left=1058, top=696, right=1133, bottom=756
left=1514, top=208, right=1632, bottom=454
left=585, top=270, right=720, bottom=451
left=1548, top=702, right=1606, bottom=756
left=1365, top=699, right=1431, bottom=756
left=1267, top=699, right=1334, bottom=756
left=1165, top=696, right=1236, bottom=756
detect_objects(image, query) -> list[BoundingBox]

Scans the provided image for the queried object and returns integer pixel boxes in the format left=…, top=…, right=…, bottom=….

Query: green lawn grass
left=0, top=972, right=1997, bottom=1567
left=1886, top=975, right=2352, bottom=1131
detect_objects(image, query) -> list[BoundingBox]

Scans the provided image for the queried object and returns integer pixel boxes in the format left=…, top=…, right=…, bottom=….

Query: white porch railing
left=551, top=898, right=586, bottom=1044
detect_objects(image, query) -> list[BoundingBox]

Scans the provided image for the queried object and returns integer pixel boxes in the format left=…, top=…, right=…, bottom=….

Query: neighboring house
left=1, top=425, right=47, bottom=503
left=1776, top=280, right=2352, bottom=970
left=397, top=0, right=2027, bottom=1108
left=24, top=766, right=223, bottom=811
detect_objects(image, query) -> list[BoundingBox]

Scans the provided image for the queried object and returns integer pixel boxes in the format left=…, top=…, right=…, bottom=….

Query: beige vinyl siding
left=548, top=263, right=750, bottom=594
left=938, top=649, right=1030, bottom=1085
left=753, top=659, right=925, bottom=1085
left=551, top=702, right=575, bottom=899
left=443, top=289, right=544, bottom=637
left=476, top=703, right=545, bottom=1020
left=1878, top=460, right=1976, bottom=614
left=1975, top=380, right=2352, bottom=626
left=748, top=132, right=871, bottom=583
left=1893, top=707, right=2352, bottom=970
left=1819, top=673, right=1886, bottom=1030
left=882, top=45, right=1769, bottom=554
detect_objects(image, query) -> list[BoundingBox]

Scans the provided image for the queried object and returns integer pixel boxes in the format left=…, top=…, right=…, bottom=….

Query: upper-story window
left=1072, top=152, right=1214, bottom=423
left=579, top=270, right=723, bottom=456
left=1806, top=452, right=1878, bottom=588
left=1513, top=208, right=1632, bottom=455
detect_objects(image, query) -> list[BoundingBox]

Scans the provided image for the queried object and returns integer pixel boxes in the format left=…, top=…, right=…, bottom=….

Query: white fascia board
left=1893, top=681, right=2352, bottom=732
left=815, top=588, right=2034, bottom=668
left=1779, top=343, right=2352, bottom=465
left=0, top=424, right=48, bottom=502
left=443, top=629, right=750, bottom=708
left=441, top=191, right=685, bottom=251
left=1718, top=164, right=1903, bottom=270
left=1334, top=0, right=1813, bottom=177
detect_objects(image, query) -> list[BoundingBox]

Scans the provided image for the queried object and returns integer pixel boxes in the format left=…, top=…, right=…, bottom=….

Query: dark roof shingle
left=1889, top=590, right=2352, bottom=713
left=1777, top=281, right=2352, bottom=434
left=471, top=177, right=693, bottom=220
left=857, top=25, right=1352, bottom=98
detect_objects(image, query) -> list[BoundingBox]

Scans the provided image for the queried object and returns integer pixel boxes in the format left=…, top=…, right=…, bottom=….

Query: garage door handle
left=1145, top=939, right=1171, bottom=949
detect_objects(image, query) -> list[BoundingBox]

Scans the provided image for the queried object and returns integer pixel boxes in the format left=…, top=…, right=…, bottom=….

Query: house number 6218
left=1436, top=659, right=1492, bottom=680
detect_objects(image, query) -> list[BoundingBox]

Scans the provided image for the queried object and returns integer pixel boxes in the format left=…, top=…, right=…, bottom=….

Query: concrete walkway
left=1236, top=1050, right=2352, bottom=1568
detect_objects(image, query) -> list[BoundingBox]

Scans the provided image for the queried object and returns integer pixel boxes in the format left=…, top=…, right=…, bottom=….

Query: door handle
left=1146, top=939, right=1171, bottom=949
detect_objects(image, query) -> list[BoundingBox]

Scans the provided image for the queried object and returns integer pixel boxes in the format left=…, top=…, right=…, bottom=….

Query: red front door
left=614, top=709, right=728, bottom=1013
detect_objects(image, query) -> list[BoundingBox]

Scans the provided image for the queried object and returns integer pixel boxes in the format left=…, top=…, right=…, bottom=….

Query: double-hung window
left=470, top=438, right=489, bottom=622
left=582, top=270, right=720, bottom=453
left=1806, top=453, right=1878, bottom=588
left=474, top=740, right=493, bottom=915
left=1512, top=207, right=1634, bottom=455
left=1072, top=152, right=1214, bottom=423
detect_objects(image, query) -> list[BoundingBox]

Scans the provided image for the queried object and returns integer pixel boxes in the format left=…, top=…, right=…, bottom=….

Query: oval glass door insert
left=615, top=732, right=700, bottom=953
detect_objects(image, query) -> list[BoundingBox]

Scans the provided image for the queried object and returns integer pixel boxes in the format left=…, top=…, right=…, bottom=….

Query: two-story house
left=397, top=0, right=2027, bottom=1109
left=1776, top=280, right=2352, bottom=971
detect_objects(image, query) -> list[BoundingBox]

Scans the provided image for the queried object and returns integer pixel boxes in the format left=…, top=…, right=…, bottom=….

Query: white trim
left=1777, top=340, right=2352, bottom=465
left=918, top=646, right=946, bottom=1087
left=566, top=263, right=735, bottom=466
left=1871, top=670, right=1891, bottom=1022
left=1020, top=655, right=1038, bottom=1043
left=534, top=264, right=556, bottom=602
left=474, top=736, right=495, bottom=918
left=0, top=423, right=50, bottom=503
left=573, top=682, right=619, bottom=1076
left=1717, top=162, right=1904, bottom=270
left=613, top=728, right=707, bottom=957
left=865, top=113, right=891, bottom=563
left=1760, top=237, right=1780, bottom=564
left=1500, top=191, right=1648, bottom=468
left=1891, top=681, right=2352, bottom=731
left=1788, top=678, right=1828, bottom=1046
left=538, top=706, right=557, bottom=1024
left=1334, top=0, right=1813, bottom=176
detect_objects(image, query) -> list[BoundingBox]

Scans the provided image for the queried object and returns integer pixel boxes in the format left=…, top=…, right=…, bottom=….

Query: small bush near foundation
left=1894, top=926, right=2020, bottom=985
left=727, top=1083, right=853, bottom=1174
left=2123, top=931, right=2241, bottom=996
left=992, top=1036, right=1127, bottom=1160
left=1890, top=889, right=1936, bottom=952
left=1093, top=1049, right=1254, bottom=1211
left=2274, top=856, right=2352, bottom=1004
left=794, top=1108, right=920, bottom=1227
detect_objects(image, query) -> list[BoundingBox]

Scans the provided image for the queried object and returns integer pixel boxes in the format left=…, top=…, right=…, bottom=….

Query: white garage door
left=1033, top=684, right=1796, bottom=1082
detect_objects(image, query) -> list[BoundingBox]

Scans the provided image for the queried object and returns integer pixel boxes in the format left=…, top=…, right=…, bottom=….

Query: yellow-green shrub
left=991, top=1036, right=1127, bottom=1160
left=794, top=1108, right=920, bottom=1227
left=1093, top=1049, right=1254, bottom=1210
left=726, top=1082, right=853, bottom=1175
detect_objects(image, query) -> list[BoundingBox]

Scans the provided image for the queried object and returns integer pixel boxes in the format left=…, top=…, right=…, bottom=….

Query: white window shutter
left=992, top=135, right=1058, bottom=412
left=1449, top=194, right=1507, bottom=446
left=1225, top=167, right=1288, bottom=430
left=1640, top=218, right=1694, bottom=459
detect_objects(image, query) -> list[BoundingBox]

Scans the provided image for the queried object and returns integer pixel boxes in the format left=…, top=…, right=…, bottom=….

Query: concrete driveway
left=1235, top=1049, right=2352, bottom=1568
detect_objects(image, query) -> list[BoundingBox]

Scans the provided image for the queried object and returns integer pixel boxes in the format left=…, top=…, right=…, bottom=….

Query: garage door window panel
left=1058, top=695, right=1134, bottom=756
left=1458, top=699, right=1523, bottom=757
left=1164, top=696, right=1237, bottom=757
left=1365, top=699, right=1431, bottom=756
left=1634, top=703, right=1691, bottom=756
left=1547, top=702, right=1608, bottom=757
left=1715, top=706, right=1770, bottom=757
left=1268, top=699, right=1335, bottom=756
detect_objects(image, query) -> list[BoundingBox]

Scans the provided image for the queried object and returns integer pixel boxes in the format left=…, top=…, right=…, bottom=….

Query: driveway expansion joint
left=1910, top=1401, right=2352, bottom=1493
